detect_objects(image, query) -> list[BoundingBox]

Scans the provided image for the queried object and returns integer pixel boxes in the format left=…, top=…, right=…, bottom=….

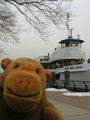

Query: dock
left=46, top=91, right=90, bottom=120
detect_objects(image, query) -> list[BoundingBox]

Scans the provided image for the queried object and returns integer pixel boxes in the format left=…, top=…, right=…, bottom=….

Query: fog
left=1, top=0, right=90, bottom=63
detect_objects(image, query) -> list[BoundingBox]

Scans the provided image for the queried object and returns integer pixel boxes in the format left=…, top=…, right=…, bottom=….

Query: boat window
left=78, top=43, right=81, bottom=47
left=71, top=41, right=75, bottom=47
left=71, top=41, right=81, bottom=47
left=75, top=42, right=81, bottom=47
left=61, top=43, right=65, bottom=48
left=65, top=41, right=69, bottom=47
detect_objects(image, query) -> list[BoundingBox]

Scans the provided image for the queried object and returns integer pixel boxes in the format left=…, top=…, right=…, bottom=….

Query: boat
left=35, top=14, right=90, bottom=88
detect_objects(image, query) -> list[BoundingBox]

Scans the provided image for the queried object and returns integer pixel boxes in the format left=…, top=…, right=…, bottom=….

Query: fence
left=52, top=80, right=90, bottom=92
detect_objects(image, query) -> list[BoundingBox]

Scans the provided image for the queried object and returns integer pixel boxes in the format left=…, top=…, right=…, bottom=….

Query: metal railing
left=52, top=80, right=90, bottom=92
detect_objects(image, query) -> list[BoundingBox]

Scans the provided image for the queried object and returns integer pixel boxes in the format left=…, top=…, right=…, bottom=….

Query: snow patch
left=62, top=92, right=90, bottom=96
left=46, top=88, right=90, bottom=96
left=46, top=88, right=69, bottom=93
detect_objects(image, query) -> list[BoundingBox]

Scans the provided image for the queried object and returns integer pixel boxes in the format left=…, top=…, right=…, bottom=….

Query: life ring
left=44, top=56, right=49, bottom=60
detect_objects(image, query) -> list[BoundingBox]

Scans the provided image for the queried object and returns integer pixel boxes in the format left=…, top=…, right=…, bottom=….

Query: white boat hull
left=56, top=63, right=90, bottom=81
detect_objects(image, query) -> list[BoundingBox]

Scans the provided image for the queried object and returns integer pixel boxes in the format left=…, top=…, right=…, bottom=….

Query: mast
left=66, top=13, right=74, bottom=38
left=67, top=13, right=70, bottom=38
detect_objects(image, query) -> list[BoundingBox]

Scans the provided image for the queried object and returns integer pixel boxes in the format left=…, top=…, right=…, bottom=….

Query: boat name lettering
left=75, top=66, right=83, bottom=69
left=65, top=66, right=83, bottom=70
left=70, top=67, right=74, bottom=69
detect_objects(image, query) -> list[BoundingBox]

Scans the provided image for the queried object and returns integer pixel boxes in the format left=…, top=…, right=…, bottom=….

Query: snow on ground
left=46, top=88, right=90, bottom=97
left=62, top=92, right=90, bottom=96
left=46, top=88, right=69, bottom=93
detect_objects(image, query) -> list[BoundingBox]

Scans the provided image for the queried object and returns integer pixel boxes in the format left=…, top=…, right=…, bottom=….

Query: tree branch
left=4, top=0, right=71, bottom=40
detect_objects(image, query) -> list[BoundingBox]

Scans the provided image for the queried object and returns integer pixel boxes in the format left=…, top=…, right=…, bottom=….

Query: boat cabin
left=35, top=35, right=85, bottom=70
left=51, top=37, right=85, bottom=64
left=60, top=38, right=83, bottom=48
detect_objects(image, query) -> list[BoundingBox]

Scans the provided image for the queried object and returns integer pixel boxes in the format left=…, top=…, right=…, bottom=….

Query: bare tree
left=0, top=1, right=20, bottom=43
left=0, top=1, right=20, bottom=55
left=5, top=0, right=71, bottom=41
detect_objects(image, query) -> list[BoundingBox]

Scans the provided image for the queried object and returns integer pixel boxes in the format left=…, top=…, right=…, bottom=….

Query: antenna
left=77, top=35, right=80, bottom=39
left=66, top=13, right=70, bottom=38
left=66, top=13, right=74, bottom=38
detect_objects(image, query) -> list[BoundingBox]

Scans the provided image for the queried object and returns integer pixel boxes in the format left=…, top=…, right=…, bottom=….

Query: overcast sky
left=1, top=0, right=90, bottom=63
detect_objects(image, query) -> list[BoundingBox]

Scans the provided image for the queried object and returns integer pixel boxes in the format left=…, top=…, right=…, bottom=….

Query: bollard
left=65, top=71, right=70, bottom=86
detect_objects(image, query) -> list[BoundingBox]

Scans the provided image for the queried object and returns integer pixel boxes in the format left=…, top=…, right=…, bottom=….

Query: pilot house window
left=66, top=41, right=69, bottom=47
left=71, top=41, right=81, bottom=47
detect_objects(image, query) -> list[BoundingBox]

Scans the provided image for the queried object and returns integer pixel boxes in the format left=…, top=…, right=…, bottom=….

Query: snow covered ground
left=46, top=88, right=90, bottom=97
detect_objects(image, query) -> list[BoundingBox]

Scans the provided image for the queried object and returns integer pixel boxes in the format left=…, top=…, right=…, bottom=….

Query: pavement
left=46, top=91, right=90, bottom=120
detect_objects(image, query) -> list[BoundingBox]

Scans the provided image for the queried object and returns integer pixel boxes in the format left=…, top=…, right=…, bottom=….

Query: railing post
left=51, top=72, right=59, bottom=88
left=83, top=82, right=88, bottom=92
left=55, top=80, right=58, bottom=89
left=71, top=81, right=76, bottom=92
left=62, top=80, right=66, bottom=88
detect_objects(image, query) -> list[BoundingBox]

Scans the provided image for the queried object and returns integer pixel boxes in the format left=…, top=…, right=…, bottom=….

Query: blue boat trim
left=59, top=38, right=85, bottom=43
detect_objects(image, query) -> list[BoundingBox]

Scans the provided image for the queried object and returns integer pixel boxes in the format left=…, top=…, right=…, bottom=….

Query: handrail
left=71, top=81, right=76, bottom=92
left=82, top=81, right=88, bottom=92
left=55, top=80, right=90, bottom=92
left=61, top=80, right=66, bottom=88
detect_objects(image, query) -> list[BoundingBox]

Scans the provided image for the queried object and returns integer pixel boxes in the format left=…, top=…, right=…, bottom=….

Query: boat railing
left=58, top=61, right=84, bottom=67
left=44, top=61, right=85, bottom=70
left=35, top=49, right=85, bottom=63
left=53, top=80, right=90, bottom=92
left=50, top=47, right=86, bottom=61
